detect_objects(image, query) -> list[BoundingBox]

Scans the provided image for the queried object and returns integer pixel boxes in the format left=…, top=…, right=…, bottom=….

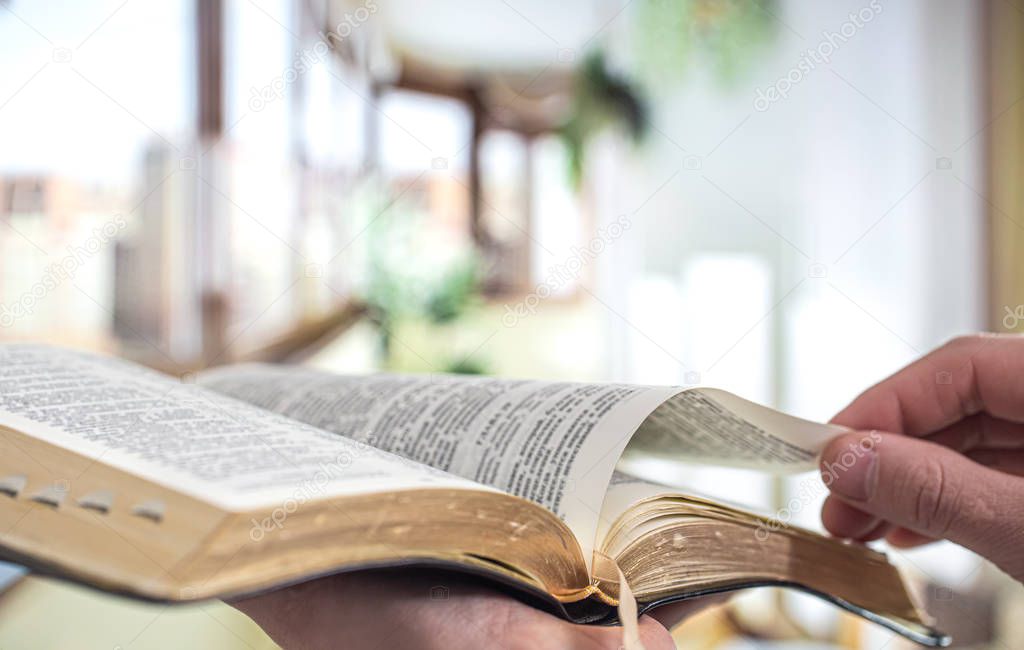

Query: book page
left=595, top=472, right=674, bottom=546
left=595, top=471, right=780, bottom=548
left=201, top=364, right=680, bottom=561
left=0, top=345, right=478, bottom=511
left=619, top=387, right=846, bottom=474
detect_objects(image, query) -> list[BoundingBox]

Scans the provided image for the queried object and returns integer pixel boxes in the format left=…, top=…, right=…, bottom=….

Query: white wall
left=596, top=0, right=985, bottom=422
left=593, top=4, right=988, bottom=628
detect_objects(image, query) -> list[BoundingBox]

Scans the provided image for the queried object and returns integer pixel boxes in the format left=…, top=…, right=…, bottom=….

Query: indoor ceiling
left=377, top=0, right=622, bottom=70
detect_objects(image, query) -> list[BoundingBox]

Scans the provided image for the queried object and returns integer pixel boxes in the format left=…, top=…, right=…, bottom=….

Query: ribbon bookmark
left=592, top=551, right=646, bottom=650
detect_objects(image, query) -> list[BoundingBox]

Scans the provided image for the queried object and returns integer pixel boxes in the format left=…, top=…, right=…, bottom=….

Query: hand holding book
left=0, top=344, right=952, bottom=646
left=234, top=334, right=1024, bottom=650
left=231, top=568, right=720, bottom=650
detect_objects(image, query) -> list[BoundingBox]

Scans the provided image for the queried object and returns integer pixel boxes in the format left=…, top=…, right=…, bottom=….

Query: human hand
left=232, top=568, right=716, bottom=650
left=819, top=333, right=1024, bottom=583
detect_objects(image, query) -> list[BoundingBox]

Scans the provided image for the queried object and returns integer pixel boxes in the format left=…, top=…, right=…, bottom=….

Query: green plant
left=634, top=0, right=779, bottom=87
left=560, top=50, right=650, bottom=187
left=357, top=183, right=486, bottom=372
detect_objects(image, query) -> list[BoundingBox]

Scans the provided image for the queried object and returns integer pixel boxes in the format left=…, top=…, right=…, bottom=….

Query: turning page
left=201, top=366, right=842, bottom=562
left=0, top=345, right=477, bottom=512
left=620, top=387, right=848, bottom=474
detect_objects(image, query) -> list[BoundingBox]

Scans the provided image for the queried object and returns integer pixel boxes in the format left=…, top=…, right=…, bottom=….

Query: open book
left=0, top=345, right=947, bottom=646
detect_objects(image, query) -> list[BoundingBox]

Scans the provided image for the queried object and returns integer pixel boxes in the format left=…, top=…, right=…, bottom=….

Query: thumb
left=820, top=431, right=1024, bottom=580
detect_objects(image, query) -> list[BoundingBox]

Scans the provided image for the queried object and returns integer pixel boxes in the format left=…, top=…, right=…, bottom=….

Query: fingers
left=645, top=593, right=729, bottom=629
left=820, top=431, right=1024, bottom=581
left=573, top=615, right=675, bottom=650
left=884, top=527, right=937, bottom=548
left=636, top=616, right=677, bottom=650
left=820, top=496, right=888, bottom=540
left=926, top=413, right=1024, bottom=453
left=966, top=449, right=1024, bottom=477
left=831, top=334, right=1024, bottom=436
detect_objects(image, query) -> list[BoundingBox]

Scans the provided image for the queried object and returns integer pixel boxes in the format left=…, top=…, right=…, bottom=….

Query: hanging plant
left=634, top=0, right=779, bottom=87
left=560, top=50, right=650, bottom=187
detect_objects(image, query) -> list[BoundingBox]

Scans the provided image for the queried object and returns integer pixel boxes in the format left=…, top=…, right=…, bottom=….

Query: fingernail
left=820, top=441, right=878, bottom=501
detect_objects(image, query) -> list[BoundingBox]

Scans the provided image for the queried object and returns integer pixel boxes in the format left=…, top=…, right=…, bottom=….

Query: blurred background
left=1, top=0, right=1022, bottom=647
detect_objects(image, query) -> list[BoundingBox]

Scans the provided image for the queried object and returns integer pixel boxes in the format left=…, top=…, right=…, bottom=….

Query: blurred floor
left=0, top=576, right=277, bottom=649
